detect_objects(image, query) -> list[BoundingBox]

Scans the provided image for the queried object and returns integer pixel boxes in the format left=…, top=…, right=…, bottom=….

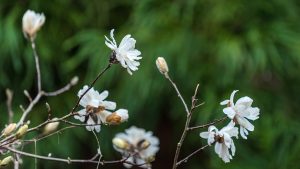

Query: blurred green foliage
left=1, top=0, right=300, bottom=169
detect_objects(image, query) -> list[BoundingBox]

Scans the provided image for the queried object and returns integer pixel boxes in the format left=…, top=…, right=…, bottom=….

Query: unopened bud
left=112, top=138, right=129, bottom=150
left=22, top=10, right=45, bottom=40
left=156, top=57, right=169, bottom=75
left=70, top=76, right=79, bottom=86
left=106, top=113, right=121, bottom=125
left=16, top=124, right=28, bottom=138
left=0, top=156, right=13, bottom=167
left=140, top=140, right=151, bottom=149
left=145, top=156, right=155, bottom=163
left=2, top=123, right=16, bottom=137
left=43, top=118, right=59, bottom=135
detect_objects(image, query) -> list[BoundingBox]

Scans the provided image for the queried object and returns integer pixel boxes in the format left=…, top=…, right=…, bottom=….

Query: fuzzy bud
left=0, top=156, right=13, bottom=167
left=106, top=113, right=122, bottom=125
left=43, top=118, right=59, bottom=135
left=140, top=140, right=151, bottom=150
left=112, top=138, right=129, bottom=150
left=156, top=57, right=169, bottom=75
left=2, top=123, right=16, bottom=137
left=22, top=10, right=45, bottom=40
left=70, top=76, right=79, bottom=86
left=16, top=124, right=28, bottom=138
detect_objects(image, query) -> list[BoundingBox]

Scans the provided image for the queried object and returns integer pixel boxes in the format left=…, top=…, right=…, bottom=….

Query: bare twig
left=30, top=39, right=42, bottom=92
left=165, top=74, right=189, bottom=115
left=44, top=76, right=78, bottom=96
left=187, top=116, right=228, bottom=131
left=169, top=80, right=200, bottom=169
left=6, top=89, right=14, bottom=123
left=70, top=63, right=112, bottom=115
left=176, top=144, right=209, bottom=166
left=4, top=146, right=137, bottom=166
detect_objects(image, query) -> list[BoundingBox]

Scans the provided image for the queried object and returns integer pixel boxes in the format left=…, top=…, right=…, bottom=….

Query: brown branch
left=176, top=144, right=209, bottom=166
left=70, top=63, right=112, bottom=115
left=187, top=116, right=228, bottom=131
left=5, top=89, right=14, bottom=123
left=170, top=81, right=200, bottom=169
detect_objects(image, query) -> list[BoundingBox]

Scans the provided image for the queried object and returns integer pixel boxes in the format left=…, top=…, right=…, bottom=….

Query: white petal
left=101, top=101, right=116, bottom=110
left=223, top=107, right=236, bottom=119
left=246, top=107, right=260, bottom=120
left=215, top=142, right=222, bottom=155
left=200, top=131, right=209, bottom=139
left=230, top=141, right=236, bottom=156
left=220, top=99, right=230, bottom=105
left=237, top=117, right=254, bottom=131
left=236, top=96, right=253, bottom=108
left=239, top=126, right=247, bottom=139
left=74, top=109, right=87, bottom=122
left=99, top=90, right=109, bottom=100
left=116, top=109, right=129, bottom=122
left=230, top=90, right=239, bottom=107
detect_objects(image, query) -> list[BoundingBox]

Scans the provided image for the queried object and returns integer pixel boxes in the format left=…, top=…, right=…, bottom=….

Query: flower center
left=214, top=135, right=224, bottom=143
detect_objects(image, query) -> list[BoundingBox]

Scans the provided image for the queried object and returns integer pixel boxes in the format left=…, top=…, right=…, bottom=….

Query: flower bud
left=0, top=156, right=13, bottom=167
left=16, top=124, right=28, bottom=138
left=2, top=123, right=16, bottom=137
left=156, top=57, right=169, bottom=75
left=43, top=118, right=59, bottom=135
left=22, top=10, right=45, bottom=40
left=106, top=113, right=121, bottom=125
left=140, top=140, right=151, bottom=150
left=70, top=76, right=79, bottom=86
left=112, top=138, right=129, bottom=150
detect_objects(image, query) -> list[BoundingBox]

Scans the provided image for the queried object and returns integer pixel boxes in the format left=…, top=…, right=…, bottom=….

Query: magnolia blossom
left=221, top=90, right=260, bottom=139
left=74, top=85, right=128, bottom=132
left=113, top=126, right=159, bottom=169
left=200, top=122, right=238, bottom=163
left=105, top=29, right=142, bottom=75
left=22, top=10, right=45, bottom=39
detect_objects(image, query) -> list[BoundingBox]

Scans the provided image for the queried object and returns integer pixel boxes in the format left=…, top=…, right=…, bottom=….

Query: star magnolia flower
left=74, top=85, right=128, bottom=132
left=200, top=122, right=238, bottom=163
left=112, top=126, right=159, bottom=169
left=221, top=90, right=260, bottom=139
left=22, top=10, right=45, bottom=39
left=105, top=29, right=142, bottom=75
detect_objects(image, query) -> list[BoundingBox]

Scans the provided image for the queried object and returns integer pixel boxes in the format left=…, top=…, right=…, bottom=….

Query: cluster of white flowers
left=74, top=85, right=128, bottom=132
left=105, top=29, right=142, bottom=75
left=112, top=126, right=159, bottom=169
left=200, top=90, right=260, bottom=163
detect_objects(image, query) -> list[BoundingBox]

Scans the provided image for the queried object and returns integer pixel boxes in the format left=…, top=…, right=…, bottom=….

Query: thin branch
left=171, top=82, right=200, bottom=169
left=4, top=146, right=135, bottom=166
left=187, top=116, right=228, bottom=131
left=6, top=89, right=14, bottom=123
left=70, top=63, right=112, bottom=115
left=30, top=38, right=42, bottom=92
left=165, top=74, right=189, bottom=115
left=176, top=144, right=209, bottom=166
left=44, top=76, right=78, bottom=96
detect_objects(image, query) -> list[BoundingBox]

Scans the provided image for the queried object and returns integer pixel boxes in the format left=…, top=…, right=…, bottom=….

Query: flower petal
left=223, top=107, right=236, bottom=119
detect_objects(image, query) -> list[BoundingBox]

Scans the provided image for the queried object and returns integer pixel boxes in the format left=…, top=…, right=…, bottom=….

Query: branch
left=187, top=116, right=228, bottom=131
left=6, top=89, right=14, bottom=123
left=171, top=82, right=200, bottom=169
left=70, top=63, right=112, bottom=115
left=176, top=144, right=209, bottom=166
left=30, top=38, right=42, bottom=92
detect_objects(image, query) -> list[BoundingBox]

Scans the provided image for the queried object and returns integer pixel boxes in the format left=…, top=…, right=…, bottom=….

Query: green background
left=0, top=0, right=300, bottom=168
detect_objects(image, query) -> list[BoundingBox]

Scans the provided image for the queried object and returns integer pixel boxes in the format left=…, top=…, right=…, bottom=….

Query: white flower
left=113, top=126, right=159, bottom=169
left=200, top=122, right=238, bottom=163
left=74, top=85, right=128, bottom=132
left=105, top=29, right=142, bottom=75
left=22, top=10, right=45, bottom=39
left=221, top=90, right=260, bottom=139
